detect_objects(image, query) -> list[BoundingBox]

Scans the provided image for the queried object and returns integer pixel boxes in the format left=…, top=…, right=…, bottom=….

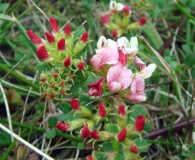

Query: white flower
left=136, top=63, right=156, bottom=79
left=109, top=0, right=124, bottom=13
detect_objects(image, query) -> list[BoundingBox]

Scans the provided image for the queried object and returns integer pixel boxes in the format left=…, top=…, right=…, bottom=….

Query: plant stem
left=1, top=139, right=17, bottom=160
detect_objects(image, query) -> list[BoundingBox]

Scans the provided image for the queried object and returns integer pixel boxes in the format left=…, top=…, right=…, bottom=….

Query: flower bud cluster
left=27, top=17, right=88, bottom=100
left=56, top=98, right=146, bottom=158
left=101, top=0, right=147, bottom=38
left=89, top=36, right=156, bottom=103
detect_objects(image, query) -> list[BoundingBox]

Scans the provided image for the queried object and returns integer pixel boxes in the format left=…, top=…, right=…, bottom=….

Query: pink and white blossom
left=127, top=75, right=146, bottom=103
left=109, top=1, right=124, bottom=13
left=133, top=56, right=146, bottom=70
left=107, top=63, right=132, bottom=92
left=136, top=63, right=156, bottom=79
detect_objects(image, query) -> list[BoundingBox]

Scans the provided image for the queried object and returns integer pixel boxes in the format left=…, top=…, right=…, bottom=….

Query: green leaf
left=0, top=131, right=11, bottom=146
left=94, top=152, right=108, bottom=159
left=104, top=123, right=119, bottom=133
left=77, top=142, right=85, bottom=149
left=184, top=54, right=195, bottom=67
left=135, top=137, right=149, bottom=153
left=70, top=83, right=80, bottom=96
left=127, top=105, right=147, bottom=124
left=0, top=3, right=9, bottom=12
left=36, top=62, right=52, bottom=72
left=144, top=122, right=151, bottom=133
left=48, top=117, right=58, bottom=128
left=100, top=142, right=113, bottom=152
left=74, top=26, right=86, bottom=40
left=45, top=129, right=56, bottom=139
left=59, top=101, right=72, bottom=113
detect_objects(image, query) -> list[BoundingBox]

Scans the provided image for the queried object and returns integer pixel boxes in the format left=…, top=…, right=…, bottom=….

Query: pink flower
left=123, top=5, right=131, bottom=15
left=81, top=124, right=90, bottom=138
left=117, top=127, right=127, bottom=142
left=56, top=122, right=70, bottom=132
left=90, top=47, right=119, bottom=71
left=127, top=76, right=146, bottom=103
left=87, top=77, right=105, bottom=96
left=107, top=63, right=132, bottom=93
left=133, top=56, right=146, bottom=70
left=98, top=102, right=106, bottom=117
left=134, top=115, right=145, bottom=131
left=96, top=36, right=117, bottom=50
left=101, top=13, right=110, bottom=24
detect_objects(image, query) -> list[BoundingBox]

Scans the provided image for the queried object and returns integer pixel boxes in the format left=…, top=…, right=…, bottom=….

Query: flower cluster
left=56, top=99, right=147, bottom=159
left=101, top=0, right=147, bottom=38
left=89, top=36, right=156, bottom=103
left=26, top=17, right=88, bottom=99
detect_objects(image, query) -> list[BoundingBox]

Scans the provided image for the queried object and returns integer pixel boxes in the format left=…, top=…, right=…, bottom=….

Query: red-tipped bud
left=45, top=32, right=55, bottom=43
left=49, top=17, right=60, bottom=33
left=60, top=81, right=64, bottom=86
left=98, top=102, right=106, bottom=117
left=112, top=29, right=118, bottom=38
left=134, top=115, right=145, bottom=131
left=63, top=56, right=71, bottom=67
left=81, top=124, right=90, bottom=138
left=87, top=77, right=105, bottom=96
left=77, top=62, right=85, bottom=70
left=36, top=46, right=50, bottom=61
left=123, top=5, right=131, bottom=15
left=64, top=23, right=72, bottom=35
left=117, top=127, right=127, bottom=142
left=50, top=84, right=55, bottom=88
left=118, top=105, right=126, bottom=116
left=57, top=38, right=65, bottom=51
left=119, top=49, right=127, bottom=65
left=41, top=93, right=47, bottom=99
left=53, top=73, right=59, bottom=78
left=90, top=131, right=99, bottom=139
left=40, top=78, right=46, bottom=83
left=101, top=13, right=110, bottom=24
left=49, top=93, right=55, bottom=99
left=130, top=145, right=138, bottom=154
left=139, top=17, right=147, bottom=26
left=70, top=98, right=80, bottom=110
left=80, top=32, right=88, bottom=43
left=26, top=30, right=42, bottom=45
left=56, top=122, right=70, bottom=132
left=60, top=90, right=65, bottom=94
left=86, top=155, right=94, bottom=160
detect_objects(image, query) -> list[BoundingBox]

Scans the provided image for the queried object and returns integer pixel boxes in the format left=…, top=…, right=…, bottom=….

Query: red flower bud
left=45, top=32, right=55, bottom=43
left=117, top=127, right=127, bottom=142
left=40, top=78, right=46, bottom=83
left=112, top=29, right=118, bottom=38
left=26, top=30, right=43, bottom=45
left=139, top=17, right=147, bottom=26
left=53, top=73, right=59, bottom=78
left=134, top=115, right=145, bottom=131
left=57, top=38, right=65, bottom=51
left=101, top=13, right=110, bottom=24
left=63, top=56, right=71, bottom=67
left=60, top=81, right=64, bottom=86
left=60, top=90, right=65, bottom=94
left=98, top=102, right=106, bottom=117
left=80, top=32, right=88, bottom=43
left=130, top=145, right=138, bottom=154
left=86, top=155, right=94, bottom=160
left=49, top=93, right=55, bottom=99
left=41, top=93, right=47, bottom=99
left=90, top=131, right=99, bottom=139
left=87, top=77, right=105, bottom=96
left=56, top=122, right=70, bottom=132
left=50, top=84, right=55, bottom=88
left=64, top=23, right=72, bottom=35
left=118, top=105, right=126, bottom=116
left=123, top=5, right=131, bottom=15
left=69, top=98, right=80, bottom=110
left=81, top=124, right=90, bottom=138
left=49, top=17, right=60, bottom=33
left=77, top=62, right=85, bottom=70
left=36, top=46, right=51, bottom=61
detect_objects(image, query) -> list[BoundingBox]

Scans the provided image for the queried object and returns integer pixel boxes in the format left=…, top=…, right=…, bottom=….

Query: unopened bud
left=63, top=56, right=71, bottom=67
left=80, top=32, right=88, bottom=43
left=26, top=30, right=43, bottom=46
left=130, top=145, right=138, bottom=154
left=77, top=62, right=85, bottom=70
left=64, top=23, right=72, bottom=35
left=139, top=17, right=147, bottom=26
left=49, top=17, right=60, bottom=33
left=56, top=121, right=70, bottom=132
left=81, top=124, right=90, bottom=138
left=53, top=73, right=59, bottom=78
left=112, top=29, right=118, bottom=38
left=117, top=127, right=127, bottom=142
left=134, top=115, right=145, bottom=131
left=57, top=38, right=65, bottom=51
left=49, top=93, right=55, bottom=99
left=36, top=46, right=51, bottom=61
left=42, top=93, right=47, bottom=99
left=45, top=31, right=55, bottom=43
left=70, top=98, right=80, bottom=110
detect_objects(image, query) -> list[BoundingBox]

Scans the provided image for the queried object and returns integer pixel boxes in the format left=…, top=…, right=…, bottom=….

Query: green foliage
left=48, top=117, right=58, bottom=127
left=0, top=131, right=11, bottom=146
left=135, top=137, right=150, bottom=153
left=45, top=129, right=56, bottom=139
left=104, top=123, right=119, bottom=133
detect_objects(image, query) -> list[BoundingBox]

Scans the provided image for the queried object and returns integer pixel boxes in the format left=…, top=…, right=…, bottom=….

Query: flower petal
left=136, top=63, right=156, bottom=79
